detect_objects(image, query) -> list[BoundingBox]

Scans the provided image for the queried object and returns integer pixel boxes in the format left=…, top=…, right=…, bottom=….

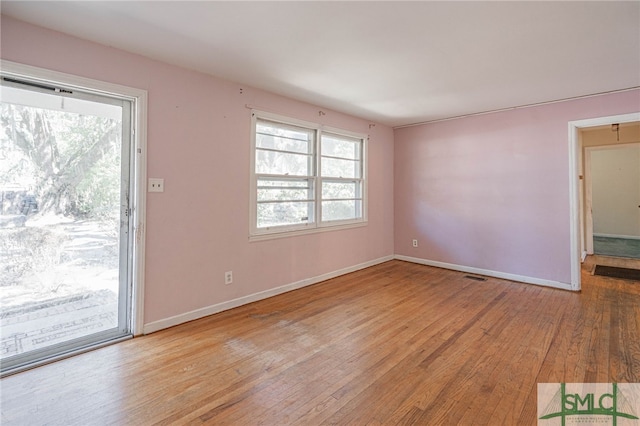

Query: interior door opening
left=0, top=76, right=135, bottom=375
left=582, top=124, right=640, bottom=260
left=569, top=112, right=640, bottom=290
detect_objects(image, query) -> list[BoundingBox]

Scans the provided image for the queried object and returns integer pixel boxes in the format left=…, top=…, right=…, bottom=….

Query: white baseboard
left=143, top=254, right=395, bottom=334
left=394, top=255, right=574, bottom=291
left=581, top=251, right=588, bottom=262
left=594, top=233, right=640, bottom=240
left=144, top=253, right=578, bottom=334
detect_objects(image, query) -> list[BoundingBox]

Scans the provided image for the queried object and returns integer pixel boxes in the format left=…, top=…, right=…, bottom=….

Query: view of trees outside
left=0, top=85, right=123, bottom=359
left=255, top=120, right=363, bottom=228
left=320, top=134, right=362, bottom=222
left=256, top=121, right=314, bottom=228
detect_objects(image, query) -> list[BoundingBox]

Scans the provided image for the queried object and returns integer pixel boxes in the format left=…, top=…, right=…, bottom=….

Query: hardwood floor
left=1, top=259, right=639, bottom=425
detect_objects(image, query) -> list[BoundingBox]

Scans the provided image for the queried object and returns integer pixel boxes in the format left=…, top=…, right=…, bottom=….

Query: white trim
left=585, top=141, right=640, bottom=151
left=132, top=90, right=148, bottom=337
left=568, top=121, right=582, bottom=291
left=568, top=112, right=640, bottom=291
left=395, top=255, right=574, bottom=291
left=594, top=233, right=640, bottom=240
left=1, top=60, right=148, bottom=336
left=1, top=60, right=145, bottom=104
left=584, top=146, right=594, bottom=255
left=143, top=255, right=394, bottom=334
left=249, top=220, right=367, bottom=242
left=581, top=251, right=588, bottom=262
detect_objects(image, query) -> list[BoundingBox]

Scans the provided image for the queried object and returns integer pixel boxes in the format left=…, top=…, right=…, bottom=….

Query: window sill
left=249, top=220, right=367, bottom=242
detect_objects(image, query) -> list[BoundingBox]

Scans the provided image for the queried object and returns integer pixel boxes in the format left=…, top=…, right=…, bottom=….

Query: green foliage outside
left=0, top=100, right=122, bottom=292
left=1, top=103, right=122, bottom=219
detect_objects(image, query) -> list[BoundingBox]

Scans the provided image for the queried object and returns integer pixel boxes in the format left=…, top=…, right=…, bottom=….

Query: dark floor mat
left=593, top=265, right=640, bottom=281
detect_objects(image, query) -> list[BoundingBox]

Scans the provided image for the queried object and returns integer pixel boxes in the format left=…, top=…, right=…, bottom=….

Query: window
left=251, top=111, right=366, bottom=238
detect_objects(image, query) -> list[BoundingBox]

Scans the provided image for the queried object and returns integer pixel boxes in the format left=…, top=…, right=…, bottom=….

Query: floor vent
left=593, top=265, right=640, bottom=281
left=464, top=275, right=487, bottom=282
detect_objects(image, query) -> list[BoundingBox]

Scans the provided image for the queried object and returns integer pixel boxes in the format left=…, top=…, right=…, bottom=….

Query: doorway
left=584, top=140, right=640, bottom=259
left=568, top=112, right=640, bottom=290
left=0, top=68, right=142, bottom=375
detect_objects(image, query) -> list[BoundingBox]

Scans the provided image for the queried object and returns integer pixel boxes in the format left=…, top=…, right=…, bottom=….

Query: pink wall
left=395, top=90, right=640, bottom=284
left=1, top=16, right=395, bottom=325
left=3, top=14, right=639, bottom=326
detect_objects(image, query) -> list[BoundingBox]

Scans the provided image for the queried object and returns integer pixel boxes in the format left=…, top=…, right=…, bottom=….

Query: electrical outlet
left=148, top=178, right=164, bottom=192
left=225, top=271, right=233, bottom=285
left=412, top=239, right=418, bottom=248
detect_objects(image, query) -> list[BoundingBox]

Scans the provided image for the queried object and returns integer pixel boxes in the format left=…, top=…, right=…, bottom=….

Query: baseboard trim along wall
left=594, top=233, right=640, bottom=240
left=143, top=255, right=395, bottom=334
left=394, top=255, right=574, bottom=291
left=144, top=253, right=576, bottom=334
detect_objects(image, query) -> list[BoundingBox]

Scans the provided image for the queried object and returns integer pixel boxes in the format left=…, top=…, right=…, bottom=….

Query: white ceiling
left=2, top=1, right=639, bottom=127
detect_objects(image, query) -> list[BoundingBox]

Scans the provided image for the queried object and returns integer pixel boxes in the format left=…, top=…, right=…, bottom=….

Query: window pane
left=258, top=179, right=313, bottom=202
left=257, top=121, right=313, bottom=154
left=322, top=200, right=361, bottom=222
left=321, top=135, right=361, bottom=160
left=257, top=201, right=314, bottom=228
left=256, top=149, right=311, bottom=176
left=258, top=188, right=310, bottom=202
left=256, top=134, right=311, bottom=154
left=322, top=181, right=358, bottom=199
left=258, top=179, right=310, bottom=187
left=321, top=157, right=360, bottom=178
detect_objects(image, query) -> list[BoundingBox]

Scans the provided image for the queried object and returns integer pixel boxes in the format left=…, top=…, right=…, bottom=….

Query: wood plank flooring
left=1, top=258, right=639, bottom=425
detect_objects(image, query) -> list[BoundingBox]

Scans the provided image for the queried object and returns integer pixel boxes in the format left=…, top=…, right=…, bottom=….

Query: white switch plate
left=148, top=178, right=164, bottom=192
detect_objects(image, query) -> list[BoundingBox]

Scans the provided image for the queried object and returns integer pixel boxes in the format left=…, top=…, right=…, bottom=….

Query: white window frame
left=250, top=110, right=367, bottom=240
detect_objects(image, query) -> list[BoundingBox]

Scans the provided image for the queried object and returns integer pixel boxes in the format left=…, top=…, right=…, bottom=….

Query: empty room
left=1, top=1, right=639, bottom=425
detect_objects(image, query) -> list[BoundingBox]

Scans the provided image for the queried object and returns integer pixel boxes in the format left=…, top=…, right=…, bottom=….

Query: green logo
left=539, top=383, right=639, bottom=425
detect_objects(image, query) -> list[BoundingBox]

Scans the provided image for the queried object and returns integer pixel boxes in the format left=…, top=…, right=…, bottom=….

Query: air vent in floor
left=464, top=275, right=487, bottom=281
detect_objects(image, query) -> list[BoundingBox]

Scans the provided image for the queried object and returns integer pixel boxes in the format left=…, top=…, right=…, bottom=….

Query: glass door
left=0, top=77, right=133, bottom=374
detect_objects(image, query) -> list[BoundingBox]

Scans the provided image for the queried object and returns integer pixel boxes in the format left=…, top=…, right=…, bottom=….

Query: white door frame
left=1, top=59, right=148, bottom=336
left=568, top=112, right=640, bottom=290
